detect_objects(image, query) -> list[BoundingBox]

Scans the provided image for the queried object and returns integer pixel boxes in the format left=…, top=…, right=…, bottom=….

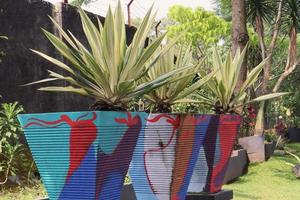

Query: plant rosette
left=188, top=46, right=288, bottom=193
left=127, top=42, right=242, bottom=196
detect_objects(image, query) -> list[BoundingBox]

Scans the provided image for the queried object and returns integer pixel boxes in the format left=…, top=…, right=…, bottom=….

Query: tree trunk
left=231, top=0, right=249, bottom=91
left=256, top=15, right=266, bottom=60
left=273, top=25, right=298, bottom=93
left=253, top=16, right=266, bottom=135
left=262, top=0, right=283, bottom=92
left=254, top=1, right=283, bottom=135
left=288, top=26, right=297, bottom=68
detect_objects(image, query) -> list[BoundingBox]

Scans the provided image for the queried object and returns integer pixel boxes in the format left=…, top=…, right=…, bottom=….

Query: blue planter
left=18, top=111, right=147, bottom=200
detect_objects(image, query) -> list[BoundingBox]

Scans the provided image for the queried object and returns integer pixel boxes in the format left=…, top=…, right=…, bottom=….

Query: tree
left=231, top=0, right=249, bottom=90
left=248, top=0, right=283, bottom=134
left=216, top=0, right=300, bottom=134
left=273, top=0, right=300, bottom=92
left=255, top=0, right=299, bottom=133
left=214, top=0, right=231, bottom=19
left=167, top=5, right=230, bottom=58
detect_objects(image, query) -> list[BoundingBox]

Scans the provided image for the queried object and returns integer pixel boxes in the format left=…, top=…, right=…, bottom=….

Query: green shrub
left=0, top=102, right=37, bottom=186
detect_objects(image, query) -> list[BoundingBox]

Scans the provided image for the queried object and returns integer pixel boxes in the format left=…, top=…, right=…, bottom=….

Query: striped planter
left=128, top=114, right=241, bottom=199
left=129, top=114, right=218, bottom=200
left=188, top=115, right=241, bottom=193
left=18, top=112, right=241, bottom=200
left=18, top=111, right=147, bottom=200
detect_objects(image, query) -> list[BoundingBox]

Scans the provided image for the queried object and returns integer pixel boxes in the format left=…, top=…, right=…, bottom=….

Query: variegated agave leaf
left=143, top=45, right=216, bottom=112
left=26, top=1, right=183, bottom=110
left=197, top=46, right=289, bottom=114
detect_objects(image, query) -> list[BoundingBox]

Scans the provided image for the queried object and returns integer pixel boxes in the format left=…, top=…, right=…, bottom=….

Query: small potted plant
left=264, top=129, right=277, bottom=161
left=17, top=2, right=189, bottom=199
left=188, top=46, right=288, bottom=193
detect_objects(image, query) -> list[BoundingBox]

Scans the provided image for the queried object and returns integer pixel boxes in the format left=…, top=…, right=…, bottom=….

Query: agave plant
left=143, top=45, right=216, bottom=113
left=27, top=2, right=188, bottom=111
left=196, top=46, right=288, bottom=114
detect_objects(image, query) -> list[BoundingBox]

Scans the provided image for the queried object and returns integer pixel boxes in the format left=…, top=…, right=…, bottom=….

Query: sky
left=46, top=0, right=215, bottom=20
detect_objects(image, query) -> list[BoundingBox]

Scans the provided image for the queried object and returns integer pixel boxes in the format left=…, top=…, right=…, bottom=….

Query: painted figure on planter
left=19, top=112, right=145, bottom=200
left=129, top=114, right=211, bottom=200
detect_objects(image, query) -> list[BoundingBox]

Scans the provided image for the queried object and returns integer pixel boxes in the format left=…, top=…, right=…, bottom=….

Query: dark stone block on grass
left=223, top=149, right=249, bottom=184
left=288, top=128, right=300, bottom=143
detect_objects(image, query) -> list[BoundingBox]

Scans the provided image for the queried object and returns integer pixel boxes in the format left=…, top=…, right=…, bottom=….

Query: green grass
left=224, top=143, right=300, bottom=200
left=1, top=144, right=299, bottom=200
left=0, top=182, right=46, bottom=200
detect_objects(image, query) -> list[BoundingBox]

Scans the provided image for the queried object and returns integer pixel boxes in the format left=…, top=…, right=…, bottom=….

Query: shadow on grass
left=271, top=168, right=296, bottom=181
left=225, top=177, right=248, bottom=185
left=233, top=189, right=261, bottom=200
left=268, top=155, right=298, bottom=181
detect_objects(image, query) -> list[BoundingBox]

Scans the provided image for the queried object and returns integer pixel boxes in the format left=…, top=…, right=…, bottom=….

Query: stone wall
left=0, top=0, right=136, bottom=113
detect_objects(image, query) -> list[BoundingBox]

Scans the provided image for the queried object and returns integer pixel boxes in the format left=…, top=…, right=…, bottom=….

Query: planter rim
left=18, top=110, right=241, bottom=117
left=18, top=112, right=242, bottom=129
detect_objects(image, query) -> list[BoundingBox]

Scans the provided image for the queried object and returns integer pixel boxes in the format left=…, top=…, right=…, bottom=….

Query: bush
left=0, top=102, right=38, bottom=186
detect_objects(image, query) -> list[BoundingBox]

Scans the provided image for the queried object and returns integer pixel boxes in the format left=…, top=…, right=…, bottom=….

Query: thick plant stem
left=255, top=101, right=265, bottom=135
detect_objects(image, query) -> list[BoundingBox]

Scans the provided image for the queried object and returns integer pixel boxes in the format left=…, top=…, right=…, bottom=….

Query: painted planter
left=129, top=114, right=210, bottom=200
left=18, top=111, right=147, bottom=200
left=19, top=112, right=240, bottom=199
left=188, top=115, right=241, bottom=193
left=129, top=114, right=241, bottom=199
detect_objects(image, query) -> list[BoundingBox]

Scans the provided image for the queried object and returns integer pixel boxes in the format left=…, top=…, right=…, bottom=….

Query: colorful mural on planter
left=188, top=115, right=242, bottom=193
left=129, top=114, right=211, bottom=200
left=18, top=111, right=146, bottom=200
left=18, top=112, right=241, bottom=200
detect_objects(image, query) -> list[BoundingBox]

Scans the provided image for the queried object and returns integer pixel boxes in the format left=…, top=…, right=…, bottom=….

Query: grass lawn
left=1, top=144, right=299, bottom=200
left=224, top=143, right=300, bottom=200
left=0, top=183, right=46, bottom=200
